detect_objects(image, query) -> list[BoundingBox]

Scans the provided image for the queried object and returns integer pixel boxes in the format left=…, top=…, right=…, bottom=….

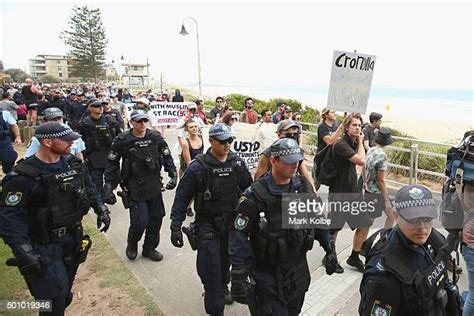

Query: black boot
left=126, top=242, right=138, bottom=260
left=142, top=249, right=164, bottom=261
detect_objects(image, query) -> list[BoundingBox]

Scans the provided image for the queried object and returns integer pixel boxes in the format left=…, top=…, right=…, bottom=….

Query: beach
left=186, top=84, right=473, bottom=144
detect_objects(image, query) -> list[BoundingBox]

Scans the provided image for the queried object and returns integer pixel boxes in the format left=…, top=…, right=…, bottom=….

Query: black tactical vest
left=250, top=175, right=314, bottom=304
left=364, top=228, right=449, bottom=316
left=193, top=154, right=240, bottom=219
left=82, top=116, right=118, bottom=168
left=14, top=156, right=86, bottom=239
left=119, top=131, right=163, bottom=202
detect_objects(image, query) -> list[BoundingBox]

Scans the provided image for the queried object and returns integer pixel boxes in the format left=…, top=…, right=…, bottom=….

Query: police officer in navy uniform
left=0, top=122, right=111, bottom=315
left=0, top=109, right=21, bottom=174
left=65, top=91, right=87, bottom=131
left=104, top=110, right=177, bottom=261
left=170, top=123, right=253, bottom=316
left=77, top=100, right=121, bottom=199
left=228, top=138, right=338, bottom=316
left=359, top=185, right=451, bottom=315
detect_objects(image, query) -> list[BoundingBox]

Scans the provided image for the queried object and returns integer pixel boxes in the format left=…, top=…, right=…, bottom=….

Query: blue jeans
left=462, top=244, right=474, bottom=315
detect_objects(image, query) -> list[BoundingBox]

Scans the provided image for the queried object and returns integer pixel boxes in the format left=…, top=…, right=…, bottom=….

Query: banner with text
left=327, top=50, right=376, bottom=114
left=125, top=102, right=190, bottom=126
left=230, top=122, right=261, bottom=170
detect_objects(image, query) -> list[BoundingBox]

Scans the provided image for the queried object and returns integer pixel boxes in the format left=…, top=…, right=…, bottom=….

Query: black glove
left=170, top=224, right=183, bottom=248
left=13, top=244, right=43, bottom=281
left=166, top=171, right=178, bottom=190
left=96, top=205, right=111, bottom=233
left=103, top=183, right=117, bottom=205
left=231, top=269, right=251, bottom=305
left=323, top=242, right=338, bottom=275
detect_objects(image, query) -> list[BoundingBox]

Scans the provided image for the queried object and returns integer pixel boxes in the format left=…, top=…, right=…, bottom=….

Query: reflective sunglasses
left=401, top=216, right=433, bottom=226
left=214, top=137, right=234, bottom=145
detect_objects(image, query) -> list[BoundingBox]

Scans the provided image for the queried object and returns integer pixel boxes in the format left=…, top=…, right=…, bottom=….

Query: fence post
left=409, top=144, right=416, bottom=185
left=413, top=144, right=419, bottom=185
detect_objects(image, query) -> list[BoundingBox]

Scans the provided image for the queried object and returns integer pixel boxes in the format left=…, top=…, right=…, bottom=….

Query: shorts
left=327, top=192, right=374, bottom=233
left=26, top=103, right=39, bottom=111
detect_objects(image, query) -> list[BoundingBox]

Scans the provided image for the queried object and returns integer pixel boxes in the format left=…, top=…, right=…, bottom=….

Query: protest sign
left=125, top=102, right=191, bottom=126
left=327, top=50, right=376, bottom=114
left=230, top=122, right=261, bottom=170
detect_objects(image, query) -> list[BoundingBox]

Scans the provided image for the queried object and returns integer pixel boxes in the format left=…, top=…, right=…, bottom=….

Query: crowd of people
left=0, top=79, right=472, bottom=316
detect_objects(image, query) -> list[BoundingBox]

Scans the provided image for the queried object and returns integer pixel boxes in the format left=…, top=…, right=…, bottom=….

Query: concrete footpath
left=102, top=130, right=467, bottom=316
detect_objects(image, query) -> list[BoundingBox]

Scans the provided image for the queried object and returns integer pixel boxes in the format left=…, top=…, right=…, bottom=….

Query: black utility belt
left=35, top=222, right=83, bottom=243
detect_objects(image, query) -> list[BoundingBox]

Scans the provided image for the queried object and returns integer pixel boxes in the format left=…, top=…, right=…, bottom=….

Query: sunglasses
left=136, top=119, right=149, bottom=123
left=295, top=117, right=302, bottom=121
left=216, top=100, right=223, bottom=103
left=401, top=216, right=433, bottom=226
left=214, top=137, right=234, bottom=145
left=283, top=132, right=299, bottom=138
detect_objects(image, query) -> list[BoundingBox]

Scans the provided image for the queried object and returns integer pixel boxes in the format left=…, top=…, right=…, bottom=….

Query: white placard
left=327, top=50, right=376, bottom=114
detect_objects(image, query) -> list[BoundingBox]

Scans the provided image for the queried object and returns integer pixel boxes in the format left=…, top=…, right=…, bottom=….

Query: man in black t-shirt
left=362, top=112, right=382, bottom=151
left=313, top=109, right=344, bottom=190
left=210, top=96, right=224, bottom=123
left=329, top=113, right=371, bottom=274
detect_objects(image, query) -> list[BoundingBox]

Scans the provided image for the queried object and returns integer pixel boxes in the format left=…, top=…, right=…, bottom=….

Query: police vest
left=250, top=175, right=314, bottom=304
left=119, top=130, right=163, bottom=202
left=364, top=228, right=449, bottom=316
left=0, top=113, right=11, bottom=140
left=81, top=115, right=119, bottom=168
left=14, top=156, right=86, bottom=240
left=193, top=154, right=240, bottom=219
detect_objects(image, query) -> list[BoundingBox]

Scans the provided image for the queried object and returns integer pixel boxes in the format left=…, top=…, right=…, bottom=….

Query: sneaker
left=447, top=258, right=463, bottom=274
left=322, top=257, right=344, bottom=274
left=126, top=243, right=138, bottom=260
left=346, top=255, right=365, bottom=273
left=142, top=250, right=164, bottom=262
left=223, top=287, right=234, bottom=305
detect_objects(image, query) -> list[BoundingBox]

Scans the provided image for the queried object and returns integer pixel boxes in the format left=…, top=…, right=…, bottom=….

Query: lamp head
left=179, top=24, right=188, bottom=36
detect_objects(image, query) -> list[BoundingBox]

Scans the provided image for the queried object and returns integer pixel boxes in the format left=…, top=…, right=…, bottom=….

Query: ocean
left=183, top=84, right=473, bottom=125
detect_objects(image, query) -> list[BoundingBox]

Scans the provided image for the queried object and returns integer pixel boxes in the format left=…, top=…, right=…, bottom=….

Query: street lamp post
left=180, top=17, right=202, bottom=97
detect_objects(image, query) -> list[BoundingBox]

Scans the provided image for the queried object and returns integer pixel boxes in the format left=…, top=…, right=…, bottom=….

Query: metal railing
left=204, top=106, right=454, bottom=188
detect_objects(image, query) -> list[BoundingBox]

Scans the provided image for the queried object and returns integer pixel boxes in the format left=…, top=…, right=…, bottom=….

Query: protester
left=22, top=78, right=42, bottom=126
left=172, top=89, right=184, bottom=102
left=256, top=109, right=278, bottom=152
left=283, top=105, right=293, bottom=120
left=111, top=94, right=129, bottom=127
left=210, top=96, right=225, bottom=123
left=272, top=102, right=286, bottom=123
left=0, top=92, right=19, bottom=119
left=312, top=109, right=344, bottom=190
left=239, top=97, right=258, bottom=124
left=364, top=127, right=396, bottom=228
left=329, top=112, right=367, bottom=274
left=195, top=99, right=208, bottom=124
left=363, top=112, right=383, bottom=152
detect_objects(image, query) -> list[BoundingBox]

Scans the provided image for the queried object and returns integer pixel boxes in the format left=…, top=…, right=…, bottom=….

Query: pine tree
left=61, top=6, right=108, bottom=82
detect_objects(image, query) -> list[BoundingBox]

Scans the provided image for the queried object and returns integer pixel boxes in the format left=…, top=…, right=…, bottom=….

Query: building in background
left=121, top=62, right=150, bottom=88
left=29, top=55, right=71, bottom=80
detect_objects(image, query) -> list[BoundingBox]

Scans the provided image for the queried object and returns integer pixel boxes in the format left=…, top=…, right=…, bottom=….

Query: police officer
left=228, top=138, right=338, bottom=316
left=25, top=107, right=86, bottom=161
left=77, top=100, right=121, bottom=199
left=104, top=110, right=177, bottom=261
left=359, top=185, right=452, bottom=315
left=0, top=122, right=111, bottom=315
left=0, top=109, right=21, bottom=174
left=65, top=91, right=87, bottom=130
left=170, top=123, right=253, bottom=316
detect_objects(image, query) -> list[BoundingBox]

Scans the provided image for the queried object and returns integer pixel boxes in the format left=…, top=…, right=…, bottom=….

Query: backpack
left=441, top=131, right=474, bottom=232
left=314, top=142, right=338, bottom=188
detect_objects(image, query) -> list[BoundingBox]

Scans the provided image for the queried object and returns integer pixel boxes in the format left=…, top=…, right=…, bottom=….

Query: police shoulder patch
left=234, top=213, right=249, bottom=231
left=5, top=191, right=23, bottom=206
left=162, top=148, right=171, bottom=156
left=370, top=300, right=392, bottom=316
left=108, top=151, right=118, bottom=160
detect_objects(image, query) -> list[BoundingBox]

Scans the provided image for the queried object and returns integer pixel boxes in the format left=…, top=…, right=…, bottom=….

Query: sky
left=1, top=1, right=473, bottom=91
